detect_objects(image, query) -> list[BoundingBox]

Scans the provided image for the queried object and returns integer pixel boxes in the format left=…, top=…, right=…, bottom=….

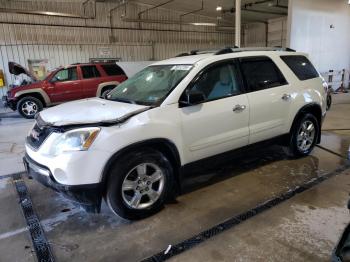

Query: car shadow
left=180, top=144, right=320, bottom=195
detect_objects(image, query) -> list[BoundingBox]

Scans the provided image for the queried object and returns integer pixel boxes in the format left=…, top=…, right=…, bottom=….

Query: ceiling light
left=191, top=22, right=217, bottom=26
left=216, top=6, right=223, bottom=11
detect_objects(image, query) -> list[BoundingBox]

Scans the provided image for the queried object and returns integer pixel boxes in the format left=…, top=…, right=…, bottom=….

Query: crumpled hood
left=38, top=97, right=150, bottom=126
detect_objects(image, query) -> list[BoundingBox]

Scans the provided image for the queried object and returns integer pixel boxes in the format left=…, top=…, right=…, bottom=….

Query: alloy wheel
left=297, top=120, right=315, bottom=152
left=21, top=101, right=38, bottom=117
left=121, top=163, right=165, bottom=210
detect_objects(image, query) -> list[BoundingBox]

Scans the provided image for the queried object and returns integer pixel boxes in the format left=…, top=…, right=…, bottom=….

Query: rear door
left=179, top=60, right=250, bottom=163
left=239, top=56, right=292, bottom=144
left=79, top=65, right=104, bottom=98
left=48, top=67, right=83, bottom=103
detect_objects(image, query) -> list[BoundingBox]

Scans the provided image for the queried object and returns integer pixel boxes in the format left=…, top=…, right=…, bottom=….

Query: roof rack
left=175, top=46, right=296, bottom=57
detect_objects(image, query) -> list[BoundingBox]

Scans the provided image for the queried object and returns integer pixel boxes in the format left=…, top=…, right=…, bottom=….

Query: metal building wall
left=267, top=17, right=287, bottom=47
left=244, top=23, right=267, bottom=47
left=0, top=0, right=237, bottom=94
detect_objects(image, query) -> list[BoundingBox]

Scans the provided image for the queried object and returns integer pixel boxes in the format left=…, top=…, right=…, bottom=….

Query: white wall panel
left=288, top=0, right=350, bottom=73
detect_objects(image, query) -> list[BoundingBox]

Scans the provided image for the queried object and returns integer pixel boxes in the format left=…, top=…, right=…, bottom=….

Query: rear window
left=240, top=56, right=288, bottom=92
left=101, top=64, right=126, bottom=76
left=280, top=55, right=319, bottom=81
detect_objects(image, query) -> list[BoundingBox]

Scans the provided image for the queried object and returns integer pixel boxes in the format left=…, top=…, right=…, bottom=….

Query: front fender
left=14, top=88, right=51, bottom=105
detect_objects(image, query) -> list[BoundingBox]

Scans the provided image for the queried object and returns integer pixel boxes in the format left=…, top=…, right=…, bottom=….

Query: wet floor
left=10, top=134, right=349, bottom=262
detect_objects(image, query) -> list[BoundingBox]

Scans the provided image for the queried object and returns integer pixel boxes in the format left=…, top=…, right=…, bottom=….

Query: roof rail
left=175, top=48, right=226, bottom=57
left=214, top=47, right=296, bottom=55
left=174, top=46, right=296, bottom=57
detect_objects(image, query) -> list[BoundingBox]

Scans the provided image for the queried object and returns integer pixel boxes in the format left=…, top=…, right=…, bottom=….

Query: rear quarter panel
left=272, top=53, right=327, bottom=133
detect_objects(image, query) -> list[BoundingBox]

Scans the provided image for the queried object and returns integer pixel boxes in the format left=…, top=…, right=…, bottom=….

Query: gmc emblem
left=31, top=129, right=40, bottom=141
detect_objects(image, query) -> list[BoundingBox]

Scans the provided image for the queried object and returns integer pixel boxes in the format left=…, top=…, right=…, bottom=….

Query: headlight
left=48, top=127, right=100, bottom=156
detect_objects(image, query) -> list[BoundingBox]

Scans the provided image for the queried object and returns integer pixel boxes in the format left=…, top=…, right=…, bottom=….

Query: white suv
left=24, top=48, right=327, bottom=220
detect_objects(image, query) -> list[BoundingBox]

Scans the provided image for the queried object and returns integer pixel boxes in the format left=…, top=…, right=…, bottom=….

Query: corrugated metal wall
left=0, top=0, right=287, bottom=96
left=267, top=17, right=287, bottom=47
left=0, top=0, right=236, bottom=94
left=244, top=23, right=267, bottom=47
left=243, top=17, right=287, bottom=49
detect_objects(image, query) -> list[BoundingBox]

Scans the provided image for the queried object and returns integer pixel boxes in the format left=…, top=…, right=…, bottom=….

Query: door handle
left=281, top=94, right=291, bottom=101
left=233, top=104, right=246, bottom=113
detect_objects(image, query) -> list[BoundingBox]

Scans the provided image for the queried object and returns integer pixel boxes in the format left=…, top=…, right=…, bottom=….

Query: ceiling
left=130, top=0, right=288, bottom=23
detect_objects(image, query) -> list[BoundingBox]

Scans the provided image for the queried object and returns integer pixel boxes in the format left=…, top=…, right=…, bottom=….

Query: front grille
left=26, top=123, right=53, bottom=150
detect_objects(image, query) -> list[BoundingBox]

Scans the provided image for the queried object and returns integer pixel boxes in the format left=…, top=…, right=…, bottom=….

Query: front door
left=47, top=67, right=83, bottom=103
left=179, top=60, right=250, bottom=163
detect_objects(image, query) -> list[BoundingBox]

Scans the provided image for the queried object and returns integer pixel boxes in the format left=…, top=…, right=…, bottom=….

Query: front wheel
left=17, top=96, right=43, bottom=119
left=288, top=113, right=319, bottom=157
left=106, top=149, right=174, bottom=220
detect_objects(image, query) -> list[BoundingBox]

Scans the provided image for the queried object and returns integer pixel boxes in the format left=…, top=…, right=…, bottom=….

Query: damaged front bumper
left=2, top=95, right=17, bottom=111
left=23, top=154, right=102, bottom=213
left=332, top=223, right=350, bottom=262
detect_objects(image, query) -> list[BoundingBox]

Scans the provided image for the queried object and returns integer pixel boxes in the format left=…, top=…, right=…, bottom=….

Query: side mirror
left=179, top=89, right=206, bottom=107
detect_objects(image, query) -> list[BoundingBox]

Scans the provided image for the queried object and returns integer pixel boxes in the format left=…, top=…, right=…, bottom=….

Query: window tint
left=189, top=62, right=242, bottom=102
left=240, top=57, right=287, bottom=91
left=101, top=64, right=126, bottom=76
left=52, top=67, right=78, bottom=82
left=280, top=55, right=319, bottom=81
left=81, top=65, right=101, bottom=79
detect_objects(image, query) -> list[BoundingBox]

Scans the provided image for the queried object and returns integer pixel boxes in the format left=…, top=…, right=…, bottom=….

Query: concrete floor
left=0, top=93, right=349, bottom=262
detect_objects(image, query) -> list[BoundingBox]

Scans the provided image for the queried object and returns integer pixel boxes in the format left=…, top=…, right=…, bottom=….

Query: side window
left=52, top=67, right=78, bottom=82
left=81, top=65, right=101, bottom=79
left=101, top=64, right=126, bottom=76
left=240, top=57, right=287, bottom=92
left=280, top=55, right=319, bottom=81
left=189, top=62, right=243, bottom=102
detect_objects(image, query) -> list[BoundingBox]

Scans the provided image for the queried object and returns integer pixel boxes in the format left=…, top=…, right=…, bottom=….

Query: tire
left=100, top=87, right=115, bottom=99
left=288, top=113, right=319, bottom=157
left=17, top=96, right=43, bottom=119
left=106, top=149, right=174, bottom=220
left=326, top=94, right=332, bottom=111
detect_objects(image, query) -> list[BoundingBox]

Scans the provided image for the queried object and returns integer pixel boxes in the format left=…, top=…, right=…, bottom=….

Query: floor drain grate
left=142, top=163, right=350, bottom=262
left=13, top=173, right=55, bottom=262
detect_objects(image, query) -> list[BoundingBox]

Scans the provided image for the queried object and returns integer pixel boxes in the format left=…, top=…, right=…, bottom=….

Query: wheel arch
left=101, top=138, right=182, bottom=196
left=15, top=89, right=50, bottom=107
left=96, top=81, right=119, bottom=97
left=290, top=103, right=322, bottom=144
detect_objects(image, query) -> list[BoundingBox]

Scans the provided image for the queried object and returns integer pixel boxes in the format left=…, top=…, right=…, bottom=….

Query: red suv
left=3, top=62, right=128, bottom=118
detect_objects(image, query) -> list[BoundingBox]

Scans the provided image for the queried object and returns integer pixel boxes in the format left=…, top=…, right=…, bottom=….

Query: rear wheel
left=100, top=87, right=115, bottom=99
left=326, top=94, right=332, bottom=111
left=17, top=96, right=43, bottom=119
left=288, top=113, right=319, bottom=157
left=106, top=149, right=174, bottom=220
